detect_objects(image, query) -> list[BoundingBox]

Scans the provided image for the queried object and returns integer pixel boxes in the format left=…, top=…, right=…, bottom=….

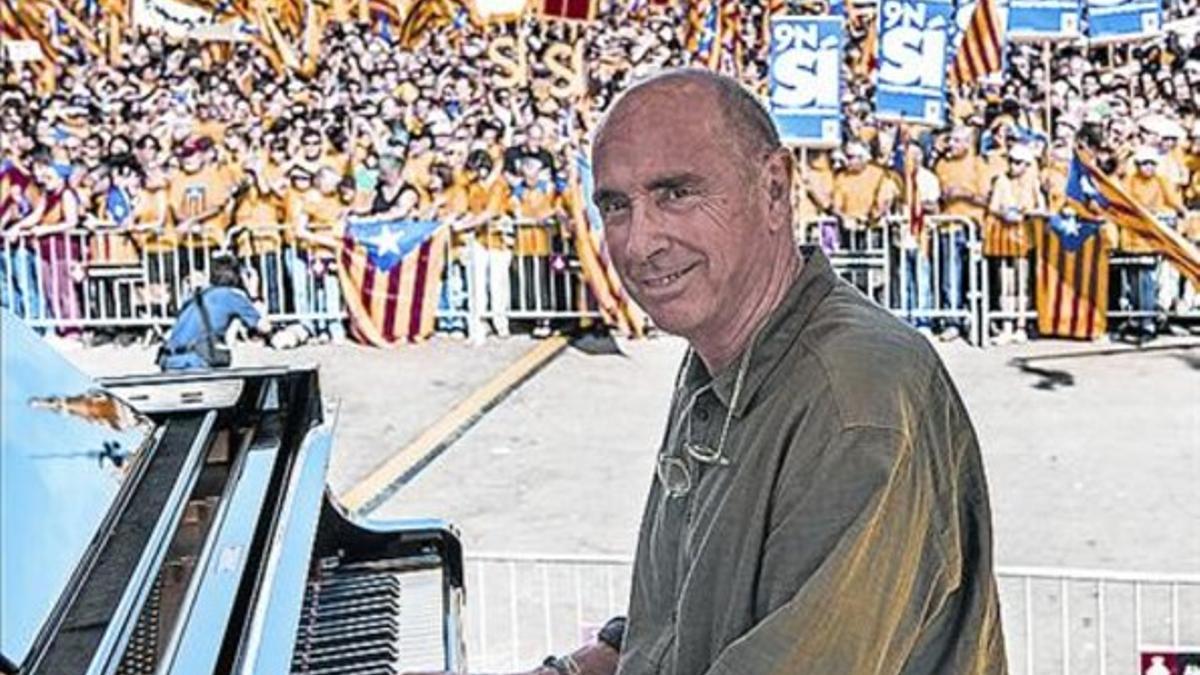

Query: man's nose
left=625, top=200, right=667, bottom=263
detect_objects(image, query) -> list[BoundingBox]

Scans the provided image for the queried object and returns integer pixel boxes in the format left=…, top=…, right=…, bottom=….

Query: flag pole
left=1042, top=40, right=1052, bottom=135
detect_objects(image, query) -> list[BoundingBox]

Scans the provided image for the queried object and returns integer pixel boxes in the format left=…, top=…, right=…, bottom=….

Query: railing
left=461, top=553, right=1200, bottom=675
left=3, top=213, right=1197, bottom=343
left=448, top=219, right=604, bottom=341
left=0, top=219, right=605, bottom=336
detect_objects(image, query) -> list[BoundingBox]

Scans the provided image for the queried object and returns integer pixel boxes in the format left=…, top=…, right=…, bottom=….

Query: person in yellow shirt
left=832, top=141, right=898, bottom=300
left=1123, top=147, right=1187, bottom=336
left=832, top=141, right=898, bottom=241
left=792, top=149, right=834, bottom=245
left=1182, top=124, right=1200, bottom=245
left=445, top=150, right=513, bottom=338
left=985, top=143, right=1046, bottom=343
left=286, top=165, right=348, bottom=343
left=230, top=142, right=290, bottom=314
left=510, top=152, right=562, bottom=338
left=167, top=137, right=235, bottom=284
left=934, top=126, right=990, bottom=338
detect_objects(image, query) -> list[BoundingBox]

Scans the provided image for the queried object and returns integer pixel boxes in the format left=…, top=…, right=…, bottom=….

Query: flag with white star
left=1032, top=214, right=1116, bottom=340
left=338, top=217, right=449, bottom=346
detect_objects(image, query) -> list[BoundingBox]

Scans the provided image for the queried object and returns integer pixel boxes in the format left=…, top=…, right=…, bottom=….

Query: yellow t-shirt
left=934, top=154, right=988, bottom=224
left=833, top=164, right=897, bottom=224
left=1123, top=172, right=1184, bottom=252
left=512, top=180, right=558, bottom=256
left=168, top=165, right=234, bottom=248
left=793, top=165, right=834, bottom=224
left=134, top=186, right=175, bottom=254
left=286, top=187, right=345, bottom=255
left=233, top=163, right=288, bottom=255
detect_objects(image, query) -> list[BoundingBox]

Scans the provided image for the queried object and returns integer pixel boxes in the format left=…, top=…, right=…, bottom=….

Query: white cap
left=1159, top=118, right=1187, bottom=139
left=1008, top=144, right=1035, bottom=163
left=1133, top=146, right=1160, bottom=164
left=845, top=141, right=869, bottom=158
left=1139, top=114, right=1171, bottom=136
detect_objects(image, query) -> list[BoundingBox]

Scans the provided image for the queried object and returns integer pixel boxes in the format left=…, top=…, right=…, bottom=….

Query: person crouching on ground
left=157, top=253, right=271, bottom=371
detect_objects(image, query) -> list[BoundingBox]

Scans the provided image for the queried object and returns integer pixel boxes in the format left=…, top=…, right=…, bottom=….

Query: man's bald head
left=593, top=68, right=782, bottom=175
left=588, top=68, right=798, bottom=371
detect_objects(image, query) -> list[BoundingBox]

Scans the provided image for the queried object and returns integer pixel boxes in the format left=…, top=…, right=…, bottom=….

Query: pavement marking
left=339, top=335, right=570, bottom=514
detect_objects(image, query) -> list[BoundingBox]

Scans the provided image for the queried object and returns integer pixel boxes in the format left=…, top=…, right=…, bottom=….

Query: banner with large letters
left=1085, top=0, right=1161, bottom=41
left=1006, top=0, right=1081, bottom=40
left=874, top=0, right=953, bottom=125
left=132, top=0, right=257, bottom=40
left=768, top=16, right=843, bottom=147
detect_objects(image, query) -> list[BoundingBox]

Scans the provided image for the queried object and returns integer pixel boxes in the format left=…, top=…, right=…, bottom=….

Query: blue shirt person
left=158, top=255, right=271, bottom=371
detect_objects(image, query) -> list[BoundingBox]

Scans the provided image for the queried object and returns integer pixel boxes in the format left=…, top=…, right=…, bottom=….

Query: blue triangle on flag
left=1048, top=214, right=1100, bottom=252
left=348, top=218, right=440, bottom=272
left=1065, top=155, right=1109, bottom=212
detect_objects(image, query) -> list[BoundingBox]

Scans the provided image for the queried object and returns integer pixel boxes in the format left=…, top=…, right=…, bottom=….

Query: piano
left=0, top=312, right=466, bottom=675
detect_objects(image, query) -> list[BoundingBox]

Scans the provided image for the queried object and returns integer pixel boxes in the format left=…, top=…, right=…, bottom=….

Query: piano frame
left=9, top=367, right=465, bottom=675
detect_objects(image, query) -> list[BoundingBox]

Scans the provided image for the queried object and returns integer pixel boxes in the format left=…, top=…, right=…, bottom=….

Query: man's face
left=520, top=157, right=542, bottom=184
left=302, top=135, right=323, bottom=159
left=1009, top=157, right=1030, bottom=177
left=1137, top=160, right=1157, bottom=178
left=181, top=151, right=204, bottom=173
left=593, top=84, right=777, bottom=340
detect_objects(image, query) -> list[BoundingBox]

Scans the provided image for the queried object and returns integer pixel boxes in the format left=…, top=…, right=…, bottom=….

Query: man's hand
left=402, top=641, right=618, bottom=675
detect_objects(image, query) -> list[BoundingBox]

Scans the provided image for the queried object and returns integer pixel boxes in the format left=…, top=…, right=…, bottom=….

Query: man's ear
left=763, top=148, right=793, bottom=234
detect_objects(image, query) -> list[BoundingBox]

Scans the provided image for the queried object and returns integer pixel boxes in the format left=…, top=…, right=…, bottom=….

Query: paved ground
left=64, top=332, right=1200, bottom=572
left=375, top=334, right=1200, bottom=574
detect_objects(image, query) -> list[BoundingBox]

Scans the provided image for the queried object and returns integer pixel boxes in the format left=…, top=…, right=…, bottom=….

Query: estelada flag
left=949, top=0, right=1004, bottom=86
left=1033, top=214, right=1117, bottom=340
left=338, top=217, right=449, bottom=346
left=539, top=0, right=596, bottom=22
left=1066, top=150, right=1200, bottom=289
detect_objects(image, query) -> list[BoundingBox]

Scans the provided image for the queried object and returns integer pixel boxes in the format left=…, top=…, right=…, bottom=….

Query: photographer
left=157, top=253, right=271, bottom=371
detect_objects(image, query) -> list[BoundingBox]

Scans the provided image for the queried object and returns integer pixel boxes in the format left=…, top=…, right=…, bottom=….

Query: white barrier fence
left=0, top=219, right=606, bottom=336
left=462, top=553, right=1200, bottom=674
left=4, top=215, right=1196, bottom=344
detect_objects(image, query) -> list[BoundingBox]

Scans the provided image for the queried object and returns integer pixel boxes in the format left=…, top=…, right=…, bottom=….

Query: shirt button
left=695, top=407, right=710, bottom=423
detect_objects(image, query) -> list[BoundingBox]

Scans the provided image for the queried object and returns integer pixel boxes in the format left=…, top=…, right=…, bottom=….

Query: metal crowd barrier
left=0, top=225, right=350, bottom=331
left=797, top=215, right=987, bottom=346
left=446, top=218, right=604, bottom=339
left=0, top=220, right=606, bottom=338
left=462, top=553, right=1200, bottom=675
left=5, top=214, right=1194, bottom=343
left=888, top=214, right=987, bottom=347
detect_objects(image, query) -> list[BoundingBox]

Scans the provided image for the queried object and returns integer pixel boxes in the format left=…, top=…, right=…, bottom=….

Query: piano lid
left=0, top=311, right=154, bottom=669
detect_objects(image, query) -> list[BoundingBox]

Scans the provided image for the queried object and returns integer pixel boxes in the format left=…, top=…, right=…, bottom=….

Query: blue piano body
left=0, top=312, right=465, bottom=674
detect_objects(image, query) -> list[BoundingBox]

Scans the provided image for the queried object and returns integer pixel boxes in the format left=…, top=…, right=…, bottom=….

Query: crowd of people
left=1, top=0, right=1198, bottom=349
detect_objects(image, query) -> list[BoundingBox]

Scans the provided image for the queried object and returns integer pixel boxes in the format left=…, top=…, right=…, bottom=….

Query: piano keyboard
left=292, top=557, right=448, bottom=674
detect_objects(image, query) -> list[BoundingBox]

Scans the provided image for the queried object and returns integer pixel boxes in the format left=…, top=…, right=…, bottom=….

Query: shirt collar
left=681, top=246, right=837, bottom=417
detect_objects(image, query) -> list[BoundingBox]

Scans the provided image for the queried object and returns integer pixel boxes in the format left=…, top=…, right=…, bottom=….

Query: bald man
left=412, top=70, right=1007, bottom=675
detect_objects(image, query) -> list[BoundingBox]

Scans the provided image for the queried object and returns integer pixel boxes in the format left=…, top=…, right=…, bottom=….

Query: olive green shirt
left=616, top=247, right=1007, bottom=675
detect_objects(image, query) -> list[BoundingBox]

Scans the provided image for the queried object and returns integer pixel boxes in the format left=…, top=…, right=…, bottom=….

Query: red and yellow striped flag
left=337, top=218, right=449, bottom=346
left=949, top=0, right=1004, bottom=86
left=1033, top=216, right=1117, bottom=340
left=1066, top=151, right=1200, bottom=289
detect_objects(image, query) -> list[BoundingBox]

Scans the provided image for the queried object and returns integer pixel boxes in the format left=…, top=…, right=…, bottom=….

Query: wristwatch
left=541, top=654, right=580, bottom=675
left=597, top=616, right=626, bottom=652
